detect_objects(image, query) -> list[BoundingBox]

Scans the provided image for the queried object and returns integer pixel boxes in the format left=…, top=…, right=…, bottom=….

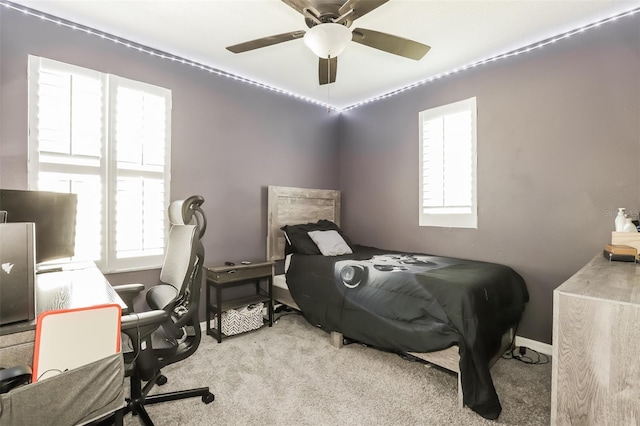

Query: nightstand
left=204, top=261, right=274, bottom=343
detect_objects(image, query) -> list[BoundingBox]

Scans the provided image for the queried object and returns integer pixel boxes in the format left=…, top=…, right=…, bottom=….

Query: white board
left=32, top=304, right=121, bottom=382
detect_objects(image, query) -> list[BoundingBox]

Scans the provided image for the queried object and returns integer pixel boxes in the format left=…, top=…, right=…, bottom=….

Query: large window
left=28, top=55, right=172, bottom=272
left=419, top=97, right=477, bottom=228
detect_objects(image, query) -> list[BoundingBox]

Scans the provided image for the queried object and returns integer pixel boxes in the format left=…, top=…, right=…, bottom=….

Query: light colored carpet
left=125, top=313, right=551, bottom=425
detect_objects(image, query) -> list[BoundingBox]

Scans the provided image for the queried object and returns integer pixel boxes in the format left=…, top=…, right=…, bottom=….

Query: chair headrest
left=168, top=196, right=206, bottom=238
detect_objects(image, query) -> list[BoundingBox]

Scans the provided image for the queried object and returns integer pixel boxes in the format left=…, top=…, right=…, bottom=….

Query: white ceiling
left=9, top=0, right=640, bottom=109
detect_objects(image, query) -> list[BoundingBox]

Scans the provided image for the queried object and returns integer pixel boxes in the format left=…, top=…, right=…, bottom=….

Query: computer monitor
left=0, top=189, right=78, bottom=264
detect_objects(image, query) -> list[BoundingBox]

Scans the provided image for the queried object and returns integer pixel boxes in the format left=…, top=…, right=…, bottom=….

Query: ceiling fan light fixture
left=303, top=23, right=352, bottom=58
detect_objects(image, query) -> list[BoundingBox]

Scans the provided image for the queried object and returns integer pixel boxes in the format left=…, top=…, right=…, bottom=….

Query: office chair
left=114, top=195, right=214, bottom=426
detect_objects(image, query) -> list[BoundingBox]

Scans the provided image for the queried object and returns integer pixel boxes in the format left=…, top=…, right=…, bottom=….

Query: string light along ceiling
left=1, top=1, right=638, bottom=113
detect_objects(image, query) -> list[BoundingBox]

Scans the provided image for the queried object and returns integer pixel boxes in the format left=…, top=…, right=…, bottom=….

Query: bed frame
left=266, top=185, right=512, bottom=408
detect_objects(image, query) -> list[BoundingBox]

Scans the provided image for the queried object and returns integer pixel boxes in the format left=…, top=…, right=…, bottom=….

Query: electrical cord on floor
left=498, top=322, right=549, bottom=365
left=273, top=303, right=304, bottom=323
left=502, top=345, right=549, bottom=365
left=273, top=311, right=302, bottom=323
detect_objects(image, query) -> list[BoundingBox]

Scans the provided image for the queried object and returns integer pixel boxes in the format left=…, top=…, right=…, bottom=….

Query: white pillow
left=307, top=230, right=353, bottom=256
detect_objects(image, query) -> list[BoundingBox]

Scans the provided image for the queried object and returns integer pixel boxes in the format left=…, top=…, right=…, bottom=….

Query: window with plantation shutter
left=419, top=97, right=477, bottom=228
left=28, top=55, right=171, bottom=272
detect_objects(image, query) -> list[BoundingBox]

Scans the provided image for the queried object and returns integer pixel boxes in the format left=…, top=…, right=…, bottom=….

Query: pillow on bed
left=307, top=230, right=353, bottom=256
left=281, top=220, right=353, bottom=255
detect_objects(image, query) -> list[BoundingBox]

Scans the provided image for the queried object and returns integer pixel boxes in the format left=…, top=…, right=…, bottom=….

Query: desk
left=0, top=262, right=126, bottom=366
left=0, top=262, right=127, bottom=425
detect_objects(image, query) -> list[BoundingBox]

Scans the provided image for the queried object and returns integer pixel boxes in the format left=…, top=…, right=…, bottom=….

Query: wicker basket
left=215, top=302, right=264, bottom=336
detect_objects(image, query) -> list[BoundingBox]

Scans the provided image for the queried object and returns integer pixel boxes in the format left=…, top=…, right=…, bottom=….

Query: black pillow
left=281, top=220, right=352, bottom=255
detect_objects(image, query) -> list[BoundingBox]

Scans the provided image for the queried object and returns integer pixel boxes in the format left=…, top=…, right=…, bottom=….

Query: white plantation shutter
left=28, top=56, right=171, bottom=272
left=419, top=97, right=477, bottom=228
left=109, top=77, right=171, bottom=270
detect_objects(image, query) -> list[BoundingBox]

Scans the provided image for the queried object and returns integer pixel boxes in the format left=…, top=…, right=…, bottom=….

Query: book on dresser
left=603, top=243, right=637, bottom=262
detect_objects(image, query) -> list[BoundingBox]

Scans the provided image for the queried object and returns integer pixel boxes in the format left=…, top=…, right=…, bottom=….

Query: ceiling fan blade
left=319, top=57, right=337, bottom=85
left=351, top=28, right=431, bottom=60
left=226, top=31, right=305, bottom=53
left=339, top=0, right=389, bottom=21
left=281, top=0, right=316, bottom=16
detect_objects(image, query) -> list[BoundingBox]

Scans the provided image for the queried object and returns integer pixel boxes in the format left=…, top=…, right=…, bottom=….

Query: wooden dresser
left=551, top=253, right=640, bottom=425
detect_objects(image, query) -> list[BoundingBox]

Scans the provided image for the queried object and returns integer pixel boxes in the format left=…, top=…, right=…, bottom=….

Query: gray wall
left=0, top=8, right=340, bottom=312
left=2, top=7, right=639, bottom=344
left=338, top=15, right=640, bottom=343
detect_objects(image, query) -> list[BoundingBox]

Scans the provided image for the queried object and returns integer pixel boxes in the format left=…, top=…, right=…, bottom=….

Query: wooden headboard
left=267, top=186, right=341, bottom=262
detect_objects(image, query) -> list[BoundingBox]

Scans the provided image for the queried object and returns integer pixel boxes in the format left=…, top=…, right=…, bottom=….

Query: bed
left=266, top=185, right=528, bottom=420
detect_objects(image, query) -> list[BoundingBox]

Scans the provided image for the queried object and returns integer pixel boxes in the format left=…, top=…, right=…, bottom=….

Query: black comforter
left=285, top=245, right=529, bottom=420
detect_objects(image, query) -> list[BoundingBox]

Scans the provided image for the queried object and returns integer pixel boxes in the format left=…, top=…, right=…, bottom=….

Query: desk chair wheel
left=202, top=392, right=215, bottom=404
left=156, top=374, right=167, bottom=386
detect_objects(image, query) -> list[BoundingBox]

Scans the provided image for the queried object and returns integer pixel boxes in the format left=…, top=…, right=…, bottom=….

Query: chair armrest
left=121, top=310, right=169, bottom=333
left=121, top=310, right=170, bottom=347
left=0, top=365, right=32, bottom=394
left=112, top=283, right=145, bottom=314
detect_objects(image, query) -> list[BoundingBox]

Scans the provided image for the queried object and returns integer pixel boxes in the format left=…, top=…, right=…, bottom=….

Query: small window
left=28, top=55, right=172, bottom=272
left=419, top=97, right=477, bottom=228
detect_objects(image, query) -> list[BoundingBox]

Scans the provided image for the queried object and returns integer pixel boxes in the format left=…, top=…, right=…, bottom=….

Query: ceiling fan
left=226, top=0, right=431, bottom=85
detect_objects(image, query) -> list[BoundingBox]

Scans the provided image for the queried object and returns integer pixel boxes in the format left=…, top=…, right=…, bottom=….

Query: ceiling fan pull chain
left=327, top=55, right=331, bottom=112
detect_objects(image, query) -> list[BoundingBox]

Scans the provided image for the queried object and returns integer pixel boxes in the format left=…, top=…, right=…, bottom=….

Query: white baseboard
left=515, top=336, right=552, bottom=356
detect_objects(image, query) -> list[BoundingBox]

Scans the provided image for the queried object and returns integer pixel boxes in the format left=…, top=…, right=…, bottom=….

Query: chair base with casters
left=117, top=295, right=215, bottom=426
left=124, top=368, right=214, bottom=425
